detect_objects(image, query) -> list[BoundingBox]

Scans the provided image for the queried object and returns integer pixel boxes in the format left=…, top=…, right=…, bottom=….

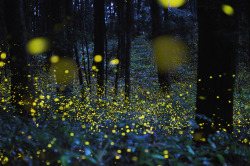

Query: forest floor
left=0, top=36, right=249, bottom=166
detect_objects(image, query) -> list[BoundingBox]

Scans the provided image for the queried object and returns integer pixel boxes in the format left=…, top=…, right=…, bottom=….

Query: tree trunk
left=4, top=0, right=34, bottom=120
left=124, top=0, right=132, bottom=102
left=151, top=0, right=171, bottom=95
left=74, top=44, right=85, bottom=100
left=119, top=0, right=126, bottom=72
left=245, top=0, right=250, bottom=60
left=0, top=0, right=8, bottom=83
left=94, top=0, right=105, bottom=97
left=114, top=0, right=125, bottom=101
left=66, top=0, right=74, bottom=58
left=189, top=0, right=197, bottom=22
left=195, top=0, right=237, bottom=140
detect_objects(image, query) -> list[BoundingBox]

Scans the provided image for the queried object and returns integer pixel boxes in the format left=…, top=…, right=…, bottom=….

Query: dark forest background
left=0, top=0, right=249, bottom=165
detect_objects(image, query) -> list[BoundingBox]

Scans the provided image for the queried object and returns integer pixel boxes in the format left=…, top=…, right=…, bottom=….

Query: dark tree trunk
left=245, top=0, right=250, bottom=60
left=151, top=0, right=171, bottom=95
left=51, top=0, right=67, bottom=58
left=0, top=0, right=8, bottom=81
left=189, top=0, right=197, bottom=22
left=163, top=8, right=169, bottom=31
left=23, top=0, right=33, bottom=37
left=195, top=0, right=237, bottom=140
left=119, top=0, right=126, bottom=72
left=39, top=0, right=54, bottom=71
left=124, top=0, right=132, bottom=102
left=66, top=0, right=74, bottom=58
left=114, top=0, right=125, bottom=101
left=80, top=0, right=91, bottom=92
left=114, top=0, right=120, bottom=101
left=74, top=44, right=85, bottom=100
left=94, top=0, right=105, bottom=97
left=4, top=0, right=34, bottom=120
left=151, top=0, right=162, bottom=37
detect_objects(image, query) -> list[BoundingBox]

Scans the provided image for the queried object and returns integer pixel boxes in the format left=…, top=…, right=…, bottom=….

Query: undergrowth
left=0, top=36, right=249, bottom=166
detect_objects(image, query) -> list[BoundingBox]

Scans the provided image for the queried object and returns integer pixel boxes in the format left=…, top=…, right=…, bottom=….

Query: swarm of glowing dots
left=157, top=0, right=186, bottom=8
left=50, top=55, right=60, bottom=63
left=110, top=59, right=119, bottom=65
left=26, top=37, right=50, bottom=55
left=49, top=57, right=78, bottom=85
left=222, top=4, right=234, bottom=15
left=1, top=52, right=6, bottom=59
left=152, top=35, right=186, bottom=71
left=94, top=55, right=102, bottom=62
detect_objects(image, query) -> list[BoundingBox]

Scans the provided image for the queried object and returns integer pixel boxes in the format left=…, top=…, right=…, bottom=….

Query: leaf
left=86, top=156, right=97, bottom=164
left=216, top=154, right=226, bottom=165
left=188, top=119, right=199, bottom=129
left=151, top=154, right=165, bottom=160
left=85, top=147, right=92, bottom=156
left=207, top=138, right=216, bottom=149
left=60, top=155, right=70, bottom=166
left=186, top=145, right=195, bottom=155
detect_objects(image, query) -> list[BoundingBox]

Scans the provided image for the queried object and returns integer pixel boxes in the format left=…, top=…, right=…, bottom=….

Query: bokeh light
left=50, top=55, right=60, bottom=63
left=157, top=0, right=186, bottom=8
left=1, top=52, right=6, bottom=59
left=222, top=4, right=234, bottom=16
left=152, top=35, right=186, bottom=72
left=0, top=61, right=5, bottom=67
left=26, top=37, right=50, bottom=55
left=92, top=65, right=97, bottom=71
left=49, top=57, right=78, bottom=85
left=110, top=59, right=119, bottom=65
left=94, top=55, right=102, bottom=62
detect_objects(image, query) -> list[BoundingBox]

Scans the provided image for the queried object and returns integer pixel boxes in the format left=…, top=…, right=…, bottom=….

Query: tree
left=195, top=0, right=237, bottom=140
left=4, top=0, right=35, bottom=119
left=189, top=0, right=197, bottom=22
left=150, top=0, right=171, bottom=95
left=94, top=0, right=105, bottom=97
left=0, top=0, right=8, bottom=80
left=124, top=0, right=132, bottom=102
left=244, top=0, right=250, bottom=61
left=114, top=0, right=125, bottom=101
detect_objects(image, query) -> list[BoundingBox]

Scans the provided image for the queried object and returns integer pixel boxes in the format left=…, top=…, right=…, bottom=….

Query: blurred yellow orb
left=94, top=55, right=102, bottom=62
left=110, top=59, right=119, bottom=65
left=50, top=55, right=60, bottom=63
left=1, top=52, right=6, bottom=59
left=193, top=132, right=203, bottom=141
left=152, top=35, right=186, bottom=72
left=26, top=37, right=50, bottom=55
left=49, top=57, right=78, bottom=85
left=92, top=65, right=97, bottom=71
left=0, top=61, right=5, bottom=67
left=222, top=4, right=234, bottom=16
left=158, top=0, right=186, bottom=8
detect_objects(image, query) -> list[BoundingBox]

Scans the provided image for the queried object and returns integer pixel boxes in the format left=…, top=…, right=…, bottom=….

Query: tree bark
left=195, top=0, right=237, bottom=139
left=125, top=0, right=132, bottom=102
left=94, top=0, right=105, bottom=97
left=4, top=0, right=35, bottom=120
left=245, top=0, right=250, bottom=61
left=151, top=0, right=171, bottom=95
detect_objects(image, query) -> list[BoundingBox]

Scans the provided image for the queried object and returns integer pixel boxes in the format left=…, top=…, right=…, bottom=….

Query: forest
left=0, top=0, right=249, bottom=165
